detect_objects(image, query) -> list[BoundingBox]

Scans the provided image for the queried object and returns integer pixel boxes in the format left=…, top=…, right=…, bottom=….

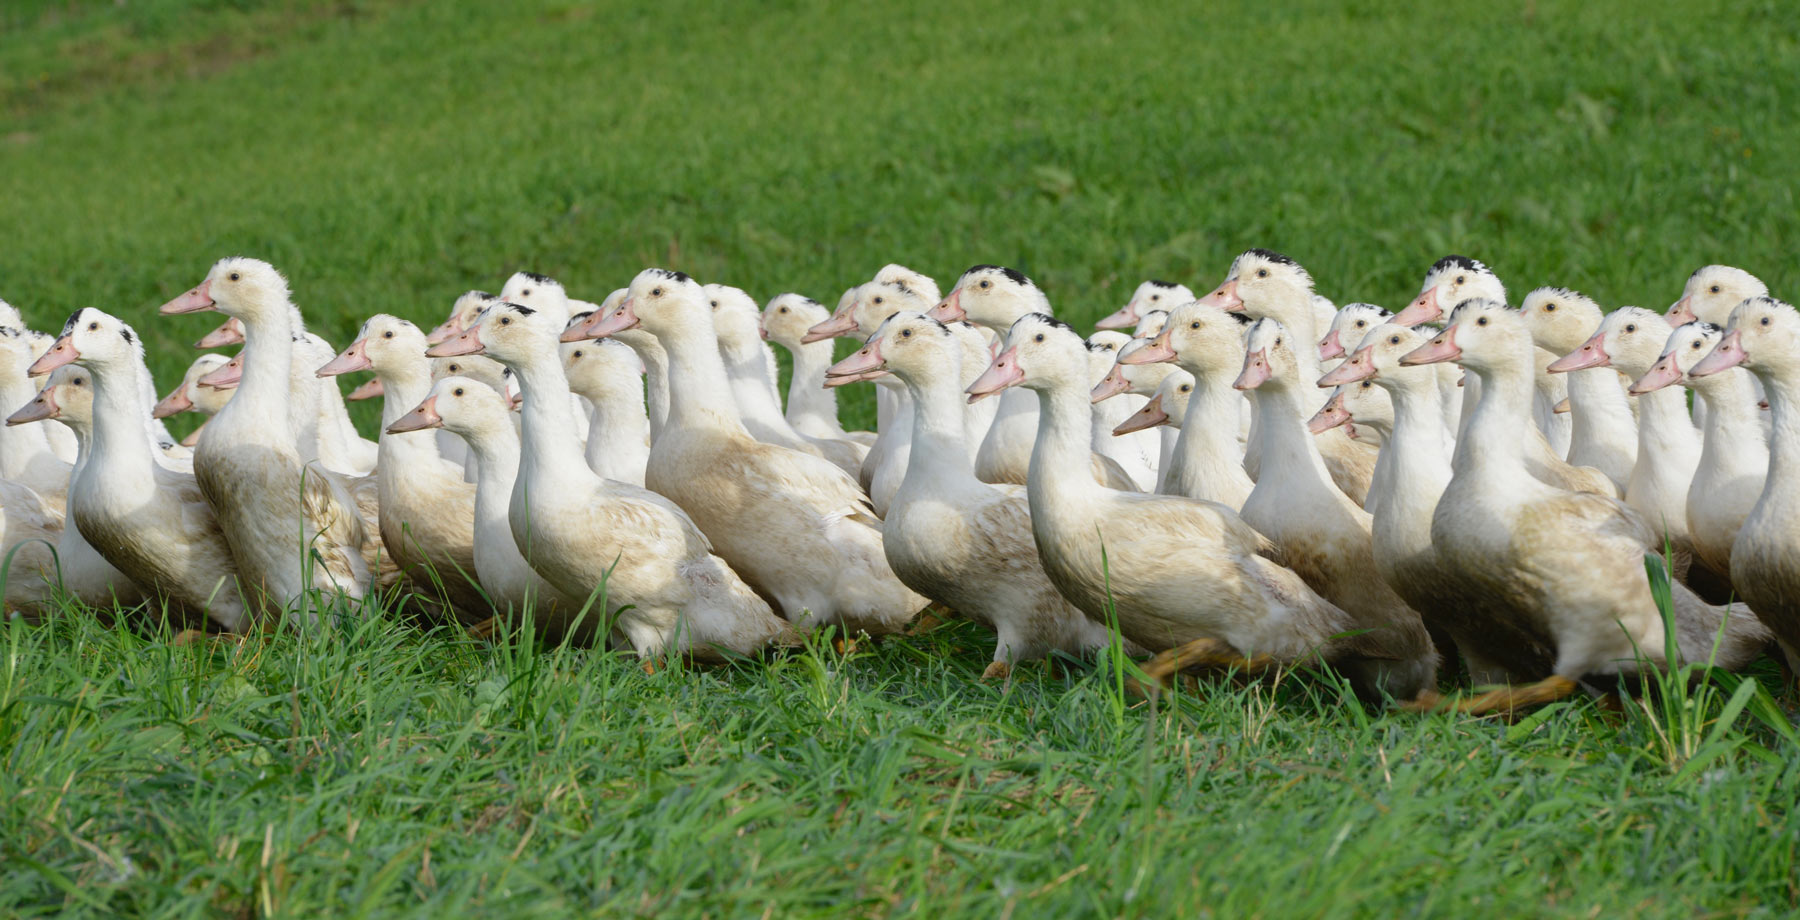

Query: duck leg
left=981, top=660, right=1011, bottom=681
left=1404, top=674, right=1579, bottom=716
left=1132, top=638, right=1275, bottom=692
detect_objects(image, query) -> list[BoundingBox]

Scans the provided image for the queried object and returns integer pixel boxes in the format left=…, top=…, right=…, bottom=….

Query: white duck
left=1667, top=265, right=1768, bottom=328
left=1085, top=331, right=1160, bottom=491
left=319, top=315, right=484, bottom=618
left=1122, top=304, right=1256, bottom=508
left=154, top=353, right=236, bottom=447
left=1095, top=279, right=1195, bottom=331
left=0, top=325, right=73, bottom=501
left=572, top=270, right=927, bottom=635
left=927, top=265, right=1055, bottom=485
left=1632, top=321, right=1768, bottom=585
left=561, top=337, right=651, bottom=486
left=30, top=309, right=247, bottom=630
left=427, top=290, right=500, bottom=345
left=159, top=257, right=369, bottom=613
left=970, top=312, right=1435, bottom=702
left=1308, top=376, right=1394, bottom=448
left=1401, top=300, right=1766, bottom=711
left=826, top=311, right=1119, bottom=676
left=1317, top=302, right=1392, bottom=363
left=760, top=292, right=868, bottom=444
left=1390, top=255, right=1512, bottom=434
left=430, top=297, right=798, bottom=657
left=807, top=277, right=929, bottom=492
left=1520, top=288, right=1637, bottom=492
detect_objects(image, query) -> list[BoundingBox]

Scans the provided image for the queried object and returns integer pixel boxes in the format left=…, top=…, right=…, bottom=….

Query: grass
left=2, top=0, right=1800, bottom=915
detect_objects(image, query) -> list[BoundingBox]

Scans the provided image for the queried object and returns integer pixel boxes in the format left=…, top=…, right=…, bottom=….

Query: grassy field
left=3, top=0, right=1800, bottom=915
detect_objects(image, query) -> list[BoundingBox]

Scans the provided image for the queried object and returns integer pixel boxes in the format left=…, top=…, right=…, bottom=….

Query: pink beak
left=1689, top=329, right=1747, bottom=378
left=1317, top=347, right=1376, bottom=386
left=427, top=325, right=487, bottom=357
left=1307, top=393, right=1351, bottom=434
left=160, top=278, right=216, bottom=315
left=801, top=310, right=859, bottom=344
left=386, top=395, right=444, bottom=434
left=1112, top=394, right=1170, bottom=435
left=1090, top=366, right=1131, bottom=403
left=317, top=339, right=372, bottom=377
left=1094, top=301, right=1139, bottom=331
left=1399, top=325, right=1461, bottom=366
left=1233, top=348, right=1272, bottom=390
left=1629, top=353, right=1687, bottom=395
left=967, top=345, right=1024, bottom=402
left=6, top=388, right=58, bottom=426
left=569, top=299, right=638, bottom=342
left=1665, top=296, right=1697, bottom=327
left=1317, top=328, right=1345, bottom=361
left=196, top=317, right=245, bottom=349
left=928, top=289, right=967, bottom=324
left=346, top=378, right=385, bottom=401
left=824, top=339, right=886, bottom=386
left=198, top=356, right=243, bottom=389
left=1552, top=397, right=1571, bottom=414
left=1197, top=279, right=1243, bottom=312
left=1546, top=332, right=1610, bottom=373
left=758, top=324, right=770, bottom=341
left=27, top=336, right=78, bottom=377
left=153, top=383, right=194, bottom=418
left=1392, top=285, right=1441, bottom=327
left=426, top=316, right=465, bottom=346
left=1118, top=332, right=1176, bottom=365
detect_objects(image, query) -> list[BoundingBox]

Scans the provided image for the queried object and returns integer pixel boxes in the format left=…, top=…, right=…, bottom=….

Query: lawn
left=2, top=0, right=1799, bottom=916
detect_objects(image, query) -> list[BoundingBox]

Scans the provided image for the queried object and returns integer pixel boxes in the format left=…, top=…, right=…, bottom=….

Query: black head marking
left=1695, top=321, right=1724, bottom=335
left=1430, top=255, right=1488, bottom=277
left=519, top=271, right=559, bottom=286
left=470, top=290, right=496, bottom=300
left=1147, top=279, right=1179, bottom=289
left=648, top=269, right=692, bottom=284
left=120, top=327, right=134, bottom=345
left=0, top=326, right=21, bottom=339
left=1228, top=311, right=1254, bottom=326
left=963, top=265, right=1032, bottom=287
left=568, top=311, right=594, bottom=327
left=59, top=308, right=91, bottom=335
left=506, top=302, right=536, bottom=316
left=1243, top=248, right=1297, bottom=267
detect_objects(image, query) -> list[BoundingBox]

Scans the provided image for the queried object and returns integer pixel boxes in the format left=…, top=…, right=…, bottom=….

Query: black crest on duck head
left=1430, top=255, right=1489, bottom=277
left=503, top=301, right=536, bottom=316
left=1147, top=279, right=1180, bottom=289
left=963, top=265, right=1032, bottom=288
left=519, top=271, right=560, bottom=287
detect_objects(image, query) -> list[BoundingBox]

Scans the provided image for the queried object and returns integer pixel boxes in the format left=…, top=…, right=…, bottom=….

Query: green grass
left=4, top=0, right=1800, bottom=915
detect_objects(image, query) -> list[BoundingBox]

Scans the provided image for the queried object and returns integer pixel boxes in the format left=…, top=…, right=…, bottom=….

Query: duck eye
left=87, top=322, right=98, bottom=331
left=1455, top=275, right=1466, bottom=285
left=1274, top=337, right=1282, bottom=346
left=1389, top=335, right=1400, bottom=344
left=1355, top=320, right=1365, bottom=327
left=500, top=317, right=511, bottom=325
left=1711, top=285, right=1721, bottom=293
left=1545, top=303, right=1557, bottom=311
left=1476, top=317, right=1489, bottom=326
left=1361, top=381, right=1373, bottom=388
left=573, top=350, right=583, bottom=358
left=1181, top=384, right=1191, bottom=393
left=1256, top=269, right=1268, bottom=278
left=710, top=300, right=719, bottom=309
left=1034, top=333, right=1045, bottom=342
left=1190, top=321, right=1200, bottom=330
left=651, top=287, right=663, bottom=297
left=383, top=330, right=394, bottom=339
left=778, top=306, right=788, bottom=314
left=1150, top=294, right=1160, bottom=301
left=1625, top=324, right=1636, bottom=333
left=1762, top=317, right=1772, bottom=326
left=229, top=272, right=241, bottom=282
left=522, top=289, right=532, bottom=297
left=873, top=296, right=884, bottom=305
left=979, top=280, right=991, bottom=289
left=1692, top=341, right=1702, bottom=349
left=454, top=387, right=465, bottom=396
left=74, top=378, right=84, bottom=386
left=901, top=329, right=912, bottom=338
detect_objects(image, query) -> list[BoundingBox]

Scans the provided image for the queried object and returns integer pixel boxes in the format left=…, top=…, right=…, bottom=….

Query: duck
left=154, top=353, right=236, bottom=448
left=927, top=265, right=1058, bottom=486
left=583, top=289, right=672, bottom=442
left=1085, top=331, right=1160, bottom=491
left=561, top=337, right=651, bottom=486
left=1227, top=318, right=1436, bottom=675
left=28, top=309, right=247, bottom=630
left=1316, top=302, right=1392, bottom=363
left=430, top=297, right=800, bottom=657
left=1309, top=376, right=1394, bottom=448
left=1400, top=299, right=1767, bottom=711
left=431, top=351, right=515, bottom=481
left=1112, top=370, right=1193, bottom=440
left=1391, top=256, right=1512, bottom=433
left=1689, top=298, right=1800, bottom=659
left=305, top=333, right=379, bottom=477
left=1546, top=307, right=1719, bottom=593
left=426, top=290, right=499, bottom=346
left=1095, top=279, right=1195, bottom=331
left=707, top=284, right=865, bottom=477
left=569, top=270, right=928, bottom=635
left=1123, top=303, right=1257, bottom=508
left=1197, top=249, right=1377, bottom=505
left=4, top=366, right=148, bottom=614
left=759, top=292, right=868, bottom=444
left=1631, top=321, right=1768, bottom=585
left=386, top=376, right=593, bottom=638
left=0, top=325, right=74, bottom=501
left=1519, top=288, right=1638, bottom=492
left=318, top=315, right=484, bottom=618
left=1667, top=265, right=1768, bottom=328
left=825, top=311, right=1119, bottom=676
left=971, top=314, right=1435, bottom=701
left=159, top=257, right=370, bottom=613
left=195, top=315, right=244, bottom=349
left=808, top=276, right=932, bottom=492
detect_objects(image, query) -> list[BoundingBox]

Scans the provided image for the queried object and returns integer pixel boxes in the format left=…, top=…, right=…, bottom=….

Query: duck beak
left=1399, top=325, right=1460, bottom=366
left=1233, top=348, right=1272, bottom=390
left=1307, top=391, right=1352, bottom=434
left=1112, top=394, right=1169, bottom=435
left=346, top=378, right=385, bottom=401
left=1119, top=332, right=1176, bottom=365
left=801, top=310, right=858, bottom=344
left=1090, top=365, right=1131, bottom=403
left=180, top=420, right=206, bottom=447
left=1094, top=301, right=1139, bottom=331
left=824, top=339, right=885, bottom=386
left=1629, top=353, right=1687, bottom=395
left=153, top=383, right=194, bottom=418
left=386, top=396, right=444, bottom=434
left=1392, top=285, right=1441, bottom=327
left=1197, top=279, right=1243, bottom=312
left=425, top=315, right=465, bottom=346
left=160, top=278, right=215, bottom=315
left=197, top=357, right=243, bottom=389
left=927, top=289, right=967, bottom=324
left=1552, top=397, right=1571, bottom=414
left=571, top=299, right=638, bottom=341
left=1317, top=346, right=1376, bottom=386
left=758, top=324, right=770, bottom=341
left=6, top=389, right=58, bottom=426
left=967, top=345, right=1023, bottom=402
left=1546, top=332, right=1610, bottom=373
left=1690, top=329, right=1747, bottom=378
left=427, top=325, right=486, bottom=357
left=195, top=317, right=244, bottom=348
left=27, top=336, right=78, bottom=376
left=316, top=339, right=372, bottom=377
left=1317, top=329, right=1345, bottom=361
left=1665, top=296, right=1697, bottom=327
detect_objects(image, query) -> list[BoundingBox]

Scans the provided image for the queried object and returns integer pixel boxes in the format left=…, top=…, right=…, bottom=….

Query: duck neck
left=225, top=305, right=296, bottom=442
left=1456, top=360, right=1534, bottom=476
left=900, top=370, right=975, bottom=488
left=724, top=341, right=789, bottom=428
left=1634, top=384, right=1699, bottom=454
left=461, top=421, right=522, bottom=530
left=578, top=382, right=650, bottom=475
left=1567, top=368, right=1635, bottom=448
left=514, top=355, right=598, bottom=494
left=88, top=361, right=160, bottom=481
left=785, top=339, right=842, bottom=430
left=0, top=372, right=55, bottom=478
left=1175, top=373, right=1249, bottom=477
left=655, top=323, right=745, bottom=433
left=1755, top=370, right=1800, bottom=490
left=1373, top=379, right=1452, bottom=507
left=1245, top=378, right=1336, bottom=488
left=1029, top=381, right=1099, bottom=497
left=374, top=357, right=444, bottom=465
left=1695, top=371, right=1767, bottom=473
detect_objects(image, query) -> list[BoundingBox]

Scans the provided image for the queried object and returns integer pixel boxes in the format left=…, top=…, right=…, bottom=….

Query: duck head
left=826, top=311, right=958, bottom=390
left=1517, top=287, right=1605, bottom=356
left=1233, top=317, right=1303, bottom=392
left=9, top=365, right=92, bottom=429
left=930, top=265, right=1051, bottom=333
left=427, top=290, right=499, bottom=346
left=562, top=338, right=646, bottom=403
left=1393, top=255, right=1506, bottom=327
left=968, top=313, right=1085, bottom=402
left=1318, top=302, right=1392, bottom=361
left=1546, top=306, right=1672, bottom=379
left=1097, top=279, right=1195, bottom=331
left=1668, top=265, right=1767, bottom=328
left=319, top=314, right=428, bottom=379
left=159, top=257, right=291, bottom=328
left=389, top=375, right=514, bottom=439
left=1400, top=298, right=1527, bottom=375
left=761, top=293, right=829, bottom=348
left=30, top=307, right=143, bottom=378
left=1632, top=321, right=1725, bottom=395
left=1197, top=249, right=1314, bottom=321
left=1692, top=297, right=1800, bottom=381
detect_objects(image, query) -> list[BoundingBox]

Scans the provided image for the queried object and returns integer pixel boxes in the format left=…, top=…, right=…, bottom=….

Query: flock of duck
left=4, top=251, right=1797, bottom=712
